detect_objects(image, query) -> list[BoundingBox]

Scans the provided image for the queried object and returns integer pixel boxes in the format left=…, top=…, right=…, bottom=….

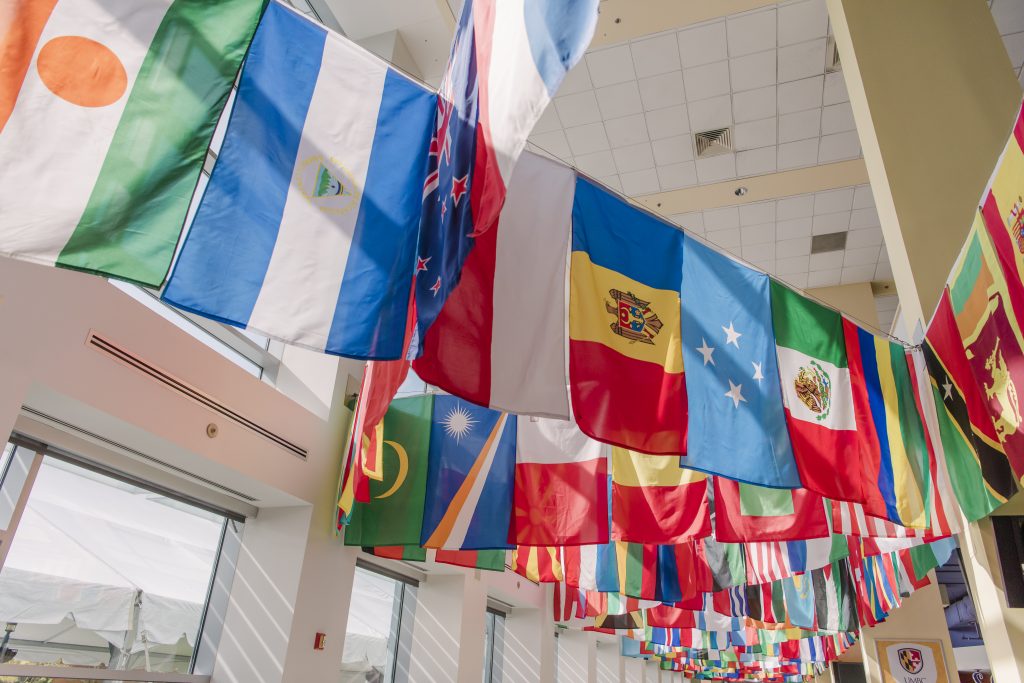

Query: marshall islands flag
left=0, top=0, right=262, bottom=286
left=163, top=2, right=435, bottom=360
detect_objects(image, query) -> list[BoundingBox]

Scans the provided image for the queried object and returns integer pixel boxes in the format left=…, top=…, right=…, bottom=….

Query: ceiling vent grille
left=694, top=127, right=733, bottom=158
left=825, top=35, right=842, bottom=73
left=811, top=231, right=847, bottom=254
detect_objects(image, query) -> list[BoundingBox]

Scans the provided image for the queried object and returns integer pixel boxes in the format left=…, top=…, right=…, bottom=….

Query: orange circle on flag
left=36, top=36, right=127, bottom=107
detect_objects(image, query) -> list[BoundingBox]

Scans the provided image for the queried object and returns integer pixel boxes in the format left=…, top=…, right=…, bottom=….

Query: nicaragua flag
left=163, top=2, right=435, bottom=360
left=412, top=0, right=599, bottom=352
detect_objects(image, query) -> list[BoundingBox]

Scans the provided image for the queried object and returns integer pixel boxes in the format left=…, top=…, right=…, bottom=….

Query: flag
left=830, top=501, right=924, bottom=538
left=811, top=561, right=857, bottom=633
left=680, top=236, right=800, bottom=488
left=843, top=321, right=930, bottom=528
left=608, top=542, right=659, bottom=599
left=701, top=538, right=747, bottom=591
left=770, top=282, right=873, bottom=503
left=745, top=542, right=793, bottom=585
left=512, top=415, right=609, bottom=546
left=949, top=214, right=1024, bottom=484
left=435, top=549, right=506, bottom=572
left=420, top=396, right=516, bottom=549
left=569, top=178, right=687, bottom=454
left=162, top=3, right=434, bottom=359
left=712, top=479, right=829, bottom=543
left=924, top=289, right=1015, bottom=519
left=413, top=152, right=574, bottom=418
left=657, top=542, right=713, bottom=603
left=781, top=575, right=815, bottom=629
left=363, top=545, right=427, bottom=561
left=343, top=395, right=431, bottom=547
left=511, top=546, right=563, bottom=582
left=595, top=593, right=645, bottom=630
left=0, top=0, right=261, bottom=286
left=611, top=448, right=710, bottom=544
left=412, top=0, right=599, bottom=349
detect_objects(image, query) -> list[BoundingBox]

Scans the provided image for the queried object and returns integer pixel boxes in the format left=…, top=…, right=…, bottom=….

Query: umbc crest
left=606, top=289, right=663, bottom=345
left=794, top=360, right=832, bottom=421
left=897, top=647, right=924, bottom=675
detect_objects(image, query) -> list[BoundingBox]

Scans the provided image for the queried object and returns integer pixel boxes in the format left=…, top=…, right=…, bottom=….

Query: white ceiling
left=992, top=0, right=1024, bottom=86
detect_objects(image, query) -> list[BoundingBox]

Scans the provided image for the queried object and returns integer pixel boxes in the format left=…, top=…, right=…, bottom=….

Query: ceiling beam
left=592, top=0, right=782, bottom=47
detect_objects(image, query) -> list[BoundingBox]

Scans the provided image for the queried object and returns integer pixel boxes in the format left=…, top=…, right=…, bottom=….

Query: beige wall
left=806, top=282, right=880, bottom=328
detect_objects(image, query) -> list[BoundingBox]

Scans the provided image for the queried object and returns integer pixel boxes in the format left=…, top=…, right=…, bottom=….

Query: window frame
left=345, top=561, right=418, bottom=683
left=483, top=607, right=507, bottom=683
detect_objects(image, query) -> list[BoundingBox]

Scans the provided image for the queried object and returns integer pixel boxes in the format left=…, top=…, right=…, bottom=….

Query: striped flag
left=831, top=500, right=924, bottom=538
left=163, top=3, right=435, bottom=359
left=511, top=546, right=562, bottom=582
left=0, top=0, right=261, bottom=286
left=435, top=549, right=506, bottom=572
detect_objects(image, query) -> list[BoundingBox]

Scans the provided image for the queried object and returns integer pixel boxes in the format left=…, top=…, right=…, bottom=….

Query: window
left=0, top=438, right=240, bottom=678
left=341, top=564, right=415, bottom=683
left=483, top=608, right=506, bottom=683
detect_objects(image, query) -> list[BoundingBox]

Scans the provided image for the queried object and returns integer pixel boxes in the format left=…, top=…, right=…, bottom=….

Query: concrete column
left=504, top=605, right=555, bottom=683
left=826, top=0, right=1022, bottom=325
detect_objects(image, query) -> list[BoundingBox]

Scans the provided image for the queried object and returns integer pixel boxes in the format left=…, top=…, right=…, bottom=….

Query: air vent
left=695, top=127, right=733, bottom=158
left=811, top=231, right=847, bottom=254
left=825, top=35, right=842, bottom=73
left=86, top=331, right=308, bottom=460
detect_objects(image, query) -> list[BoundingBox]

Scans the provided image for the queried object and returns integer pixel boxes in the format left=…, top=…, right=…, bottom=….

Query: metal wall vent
left=811, top=231, right=847, bottom=254
left=825, top=35, right=842, bottom=73
left=695, top=127, right=733, bottom=158
left=85, top=331, right=308, bottom=460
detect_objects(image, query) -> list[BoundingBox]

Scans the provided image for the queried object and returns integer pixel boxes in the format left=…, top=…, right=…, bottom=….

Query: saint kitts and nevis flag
left=0, top=0, right=262, bottom=286
left=569, top=178, right=687, bottom=455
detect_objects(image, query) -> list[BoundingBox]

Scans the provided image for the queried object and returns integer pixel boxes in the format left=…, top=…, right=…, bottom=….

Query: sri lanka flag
left=569, top=178, right=687, bottom=454
left=412, top=0, right=599, bottom=350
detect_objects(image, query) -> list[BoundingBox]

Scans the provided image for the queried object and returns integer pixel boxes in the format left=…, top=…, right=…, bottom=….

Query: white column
left=407, top=571, right=490, bottom=683
left=623, top=655, right=645, bottom=683
left=504, top=604, right=556, bottom=683
left=558, top=629, right=598, bottom=683
left=596, top=635, right=620, bottom=683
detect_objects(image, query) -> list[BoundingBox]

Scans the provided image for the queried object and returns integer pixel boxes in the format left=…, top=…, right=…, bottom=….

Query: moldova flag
left=569, top=178, right=687, bottom=454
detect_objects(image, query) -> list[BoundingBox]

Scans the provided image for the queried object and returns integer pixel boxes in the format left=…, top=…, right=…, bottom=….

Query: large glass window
left=483, top=609, right=506, bottom=683
left=0, top=443, right=235, bottom=676
left=341, top=565, right=414, bottom=683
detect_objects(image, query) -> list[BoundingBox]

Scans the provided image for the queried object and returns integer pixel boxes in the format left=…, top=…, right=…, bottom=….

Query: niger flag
left=569, top=178, right=686, bottom=454
left=611, top=448, right=710, bottom=544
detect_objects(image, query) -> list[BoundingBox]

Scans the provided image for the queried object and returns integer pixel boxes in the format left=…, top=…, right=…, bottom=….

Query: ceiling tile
left=613, top=142, right=656, bottom=173
left=555, top=90, right=601, bottom=128
left=814, top=187, right=855, bottom=214
left=639, top=71, right=687, bottom=111
left=776, top=254, right=810, bottom=274
left=727, top=8, right=777, bottom=58
left=779, top=108, right=822, bottom=143
left=672, top=211, right=705, bottom=233
left=746, top=256, right=774, bottom=272
left=741, top=222, right=776, bottom=245
left=845, top=226, right=883, bottom=249
left=781, top=272, right=809, bottom=288
left=559, top=62, right=594, bottom=95
left=1004, top=32, right=1024, bottom=69
left=707, top=227, right=742, bottom=248
left=875, top=261, right=894, bottom=280
left=812, top=211, right=851, bottom=234
left=778, top=38, right=827, bottom=83
left=619, top=168, right=661, bottom=195
left=807, top=269, right=841, bottom=287
left=778, top=0, right=828, bottom=47
left=852, top=185, right=875, bottom=209
left=778, top=138, right=818, bottom=169
left=733, top=86, right=778, bottom=123
left=777, top=194, right=815, bottom=220
left=652, top=134, right=694, bottom=165
left=730, top=52, right=777, bottom=92
left=818, top=130, right=861, bottom=162
left=596, top=81, right=644, bottom=120
left=809, top=250, right=844, bottom=270
left=821, top=102, right=856, bottom=135
left=574, top=149, right=617, bottom=177
left=734, top=117, right=777, bottom=150
left=696, top=154, right=737, bottom=183
left=822, top=72, right=849, bottom=106
left=586, top=44, right=637, bottom=88
left=849, top=206, right=881, bottom=230
left=565, top=122, right=610, bottom=156
left=657, top=161, right=699, bottom=191
left=844, top=245, right=881, bottom=267
left=605, top=113, right=651, bottom=148
left=631, top=33, right=682, bottom=78
left=597, top=174, right=622, bottom=192
left=777, top=216, right=813, bottom=240
left=529, top=130, right=571, bottom=160
left=533, top=104, right=562, bottom=134
left=684, top=61, right=732, bottom=101
left=740, top=201, right=776, bottom=225
left=992, top=0, right=1024, bottom=35
left=777, top=236, right=812, bottom=257
left=736, top=147, right=777, bottom=176
left=743, top=242, right=776, bottom=260
left=778, top=76, right=824, bottom=114
left=704, top=206, right=741, bottom=231
left=688, top=95, right=733, bottom=131
left=678, top=21, right=729, bottom=68
left=841, top=264, right=877, bottom=284
left=645, top=105, right=690, bottom=140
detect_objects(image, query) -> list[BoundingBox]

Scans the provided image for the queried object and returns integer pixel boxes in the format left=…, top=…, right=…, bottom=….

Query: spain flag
left=569, top=178, right=686, bottom=455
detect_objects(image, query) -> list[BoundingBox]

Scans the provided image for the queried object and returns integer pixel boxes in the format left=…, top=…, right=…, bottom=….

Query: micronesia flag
left=162, top=2, right=434, bottom=360
left=679, top=235, right=801, bottom=488
left=411, top=0, right=599, bottom=352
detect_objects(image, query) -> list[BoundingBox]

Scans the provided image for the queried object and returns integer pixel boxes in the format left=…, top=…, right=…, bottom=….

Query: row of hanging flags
left=2, top=0, right=1024, bottom=676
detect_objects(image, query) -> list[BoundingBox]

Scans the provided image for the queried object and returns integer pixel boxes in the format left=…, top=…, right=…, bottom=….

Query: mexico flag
left=770, top=281, right=873, bottom=502
left=0, top=0, right=262, bottom=286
